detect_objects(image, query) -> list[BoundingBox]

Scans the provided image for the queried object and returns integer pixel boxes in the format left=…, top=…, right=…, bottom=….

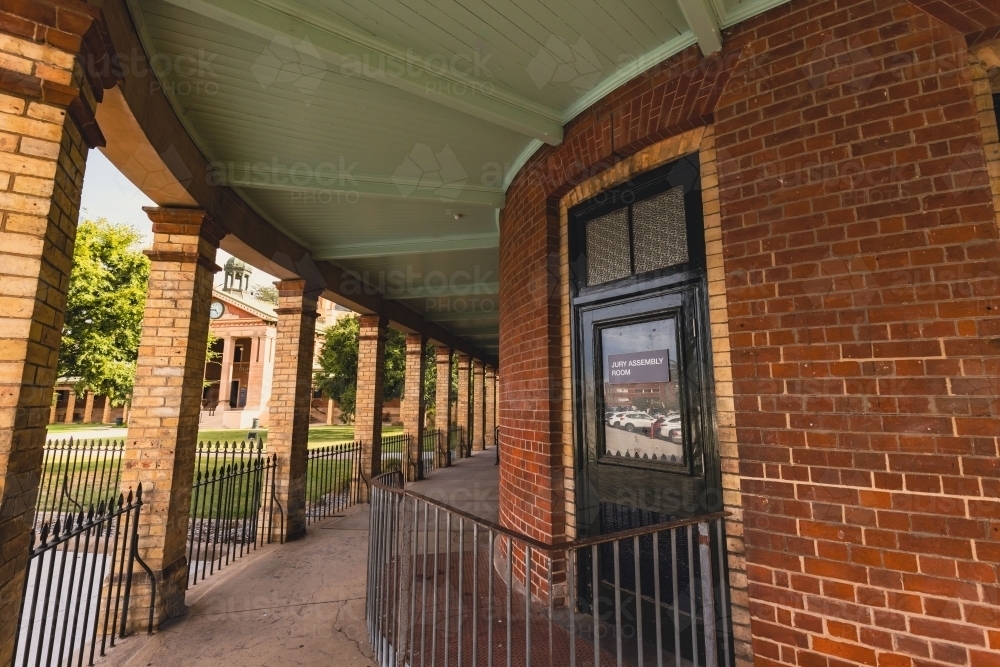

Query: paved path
left=100, top=506, right=375, bottom=667
left=407, top=447, right=499, bottom=523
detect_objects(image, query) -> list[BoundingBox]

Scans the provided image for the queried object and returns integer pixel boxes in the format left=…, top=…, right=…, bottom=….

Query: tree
left=58, top=219, right=149, bottom=406
left=313, top=316, right=408, bottom=422
left=251, top=284, right=279, bottom=305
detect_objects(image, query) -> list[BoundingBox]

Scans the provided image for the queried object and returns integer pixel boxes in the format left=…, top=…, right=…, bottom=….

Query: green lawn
left=46, top=423, right=126, bottom=434
left=196, top=424, right=404, bottom=448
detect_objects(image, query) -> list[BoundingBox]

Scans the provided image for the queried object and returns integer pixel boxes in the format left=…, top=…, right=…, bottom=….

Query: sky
left=79, top=149, right=278, bottom=289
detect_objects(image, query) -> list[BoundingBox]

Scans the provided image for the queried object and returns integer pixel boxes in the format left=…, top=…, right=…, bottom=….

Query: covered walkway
left=100, top=507, right=375, bottom=667
left=97, top=451, right=500, bottom=667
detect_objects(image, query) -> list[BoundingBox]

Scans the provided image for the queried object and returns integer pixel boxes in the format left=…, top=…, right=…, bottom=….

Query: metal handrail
left=371, top=472, right=729, bottom=555
left=367, top=470, right=734, bottom=667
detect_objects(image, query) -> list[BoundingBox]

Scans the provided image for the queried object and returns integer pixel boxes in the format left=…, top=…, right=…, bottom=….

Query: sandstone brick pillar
left=402, top=333, right=427, bottom=482
left=455, top=354, right=470, bottom=457
left=63, top=389, right=76, bottom=423
left=49, top=394, right=58, bottom=424
left=0, top=4, right=117, bottom=653
left=472, top=360, right=485, bottom=451
left=355, top=315, right=387, bottom=500
left=119, top=208, right=226, bottom=627
left=101, top=396, right=112, bottom=424
left=485, top=366, right=496, bottom=447
left=267, top=280, right=319, bottom=540
left=434, top=348, right=453, bottom=469
left=83, top=390, right=94, bottom=423
left=326, top=397, right=335, bottom=425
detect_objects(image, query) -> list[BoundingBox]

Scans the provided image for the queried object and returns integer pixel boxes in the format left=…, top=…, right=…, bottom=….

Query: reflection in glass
left=601, top=318, right=683, bottom=464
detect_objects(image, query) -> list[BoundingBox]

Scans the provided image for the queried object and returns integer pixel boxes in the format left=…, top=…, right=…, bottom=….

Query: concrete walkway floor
left=100, top=506, right=376, bottom=667
left=408, top=447, right=499, bottom=523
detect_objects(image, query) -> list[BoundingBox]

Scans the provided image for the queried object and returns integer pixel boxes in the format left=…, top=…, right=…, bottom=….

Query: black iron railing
left=14, top=486, right=154, bottom=667
left=421, top=429, right=441, bottom=476
left=367, top=476, right=734, bottom=667
left=381, top=433, right=410, bottom=474
left=187, top=443, right=280, bottom=587
left=306, top=442, right=363, bottom=524
left=495, top=424, right=500, bottom=465
left=448, top=426, right=464, bottom=460
left=36, top=438, right=125, bottom=531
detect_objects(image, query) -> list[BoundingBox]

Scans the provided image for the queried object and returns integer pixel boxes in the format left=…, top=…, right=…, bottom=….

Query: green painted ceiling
left=126, top=0, right=789, bottom=355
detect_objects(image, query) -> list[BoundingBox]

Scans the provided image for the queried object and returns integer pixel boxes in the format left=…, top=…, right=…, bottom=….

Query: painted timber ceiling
left=124, top=0, right=791, bottom=355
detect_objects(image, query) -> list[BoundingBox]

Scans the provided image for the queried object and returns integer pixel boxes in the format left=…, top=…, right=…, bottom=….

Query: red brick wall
left=500, top=0, right=1000, bottom=665
left=719, top=2, right=999, bottom=666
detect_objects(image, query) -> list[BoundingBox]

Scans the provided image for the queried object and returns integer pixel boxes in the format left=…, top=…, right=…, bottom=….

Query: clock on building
left=209, top=301, right=225, bottom=319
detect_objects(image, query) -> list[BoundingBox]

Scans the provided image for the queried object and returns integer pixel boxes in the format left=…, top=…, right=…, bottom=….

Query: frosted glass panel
left=586, top=207, right=631, bottom=286
left=632, top=186, right=687, bottom=274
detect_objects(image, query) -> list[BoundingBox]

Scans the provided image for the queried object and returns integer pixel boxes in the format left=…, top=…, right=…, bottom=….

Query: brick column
left=485, top=366, right=496, bottom=447
left=267, top=280, right=319, bottom=540
left=402, top=333, right=427, bottom=482
left=101, top=397, right=112, bottom=424
left=0, top=4, right=118, bottom=652
left=434, top=348, right=453, bottom=468
left=455, top=354, right=470, bottom=457
left=326, top=397, right=335, bottom=425
left=49, top=394, right=58, bottom=424
left=83, top=390, right=94, bottom=423
left=355, top=315, right=387, bottom=500
left=119, top=208, right=226, bottom=627
left=63, top=389, right=76, bottom=423
left=472, top=360, right=485, bottom=451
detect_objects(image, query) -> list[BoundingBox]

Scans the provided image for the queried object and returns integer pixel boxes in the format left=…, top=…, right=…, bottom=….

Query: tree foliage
left=250, top=284, right=279, bottom=305
left=58, top=219, right=149, bottom=406
left=314, top=316, right=457, bottom=424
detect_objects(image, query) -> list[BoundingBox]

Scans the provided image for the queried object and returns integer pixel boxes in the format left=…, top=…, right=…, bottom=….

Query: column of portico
left=118, top=207, right=227, bottom=627
left=267, top=280, right=320, bottom=540
left=244, top=335, right=266, bottom=412
left=49, top=394, right=59, bottom=425
left=455, top=354, right=471, bottom=457
left=83, top=391, right=95, bottom=423
left=63, top=389, right=76, bottom=423
left=355, top=315, right=387, bottom=500
left=101, top=397, right=112, bottom=424
left=217, top=334, right=235, bottom=412
left=402, top=333, right=427, bottom=481
left=485, top=366, right=496, bottom=447
left=434, top=348, right=453, bottom=468
left=472, top=360, right=485, bottom=451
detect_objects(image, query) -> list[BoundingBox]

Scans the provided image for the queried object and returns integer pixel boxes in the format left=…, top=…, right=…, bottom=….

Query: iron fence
left=448, top=426, right=464, bottom=460
left=367, top=476, right=734, bottom=667
left=381, top=433, right=410, bottom=474
left=187, top=444, right=280, bottom=587
left=306, top=442, right=363, bottom=524
left=421, top=429, right=441, bottom=476
left=36, top=438, right=125, bottom=531
left=14, top=486, right=154, bottom=667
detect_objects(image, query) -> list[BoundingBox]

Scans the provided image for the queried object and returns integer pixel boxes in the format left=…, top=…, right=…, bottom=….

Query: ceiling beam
left=314, top=233, right=498, bottom=260
left=161, top=0, right=563, bottom=144
left=219, top=166, right=505, bottom=208
left=677, top=0, right=723, bottom=55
